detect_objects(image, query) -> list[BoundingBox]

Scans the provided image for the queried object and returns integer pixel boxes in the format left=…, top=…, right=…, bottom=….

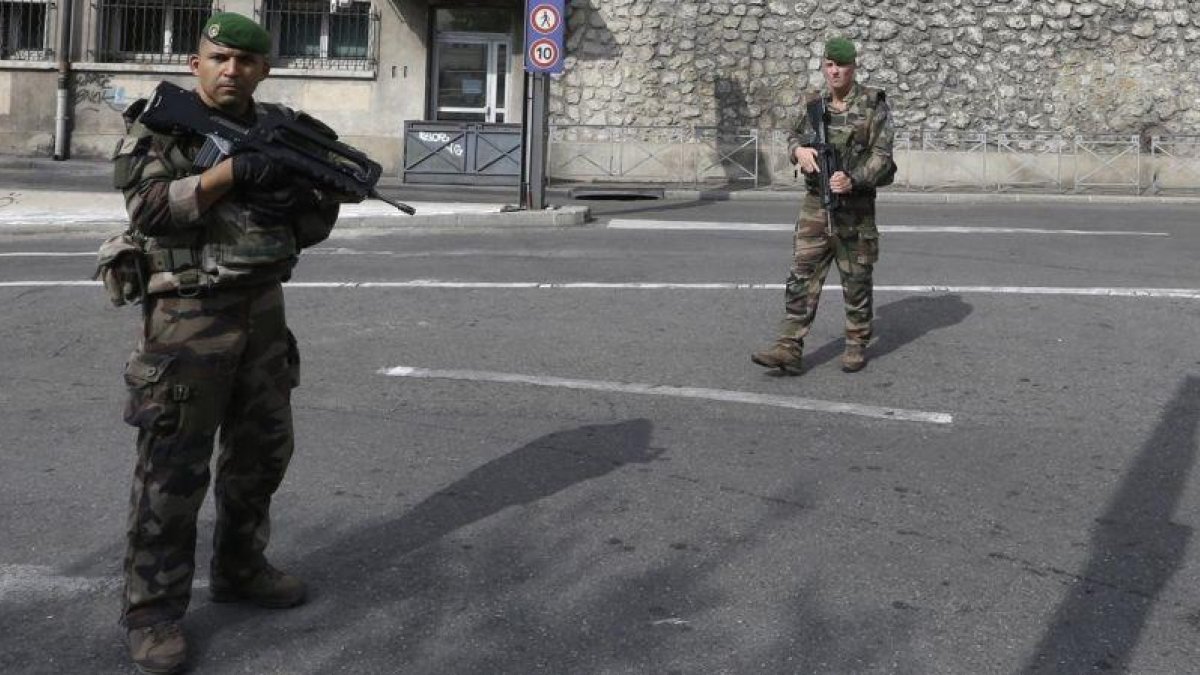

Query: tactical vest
left=113, top=99, right=299, bottom=293
left=809, top=84, right=894, bottom=191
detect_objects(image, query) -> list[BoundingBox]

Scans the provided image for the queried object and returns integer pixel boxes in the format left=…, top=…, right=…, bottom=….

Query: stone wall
left=555, top=0, right=1200, bottom=135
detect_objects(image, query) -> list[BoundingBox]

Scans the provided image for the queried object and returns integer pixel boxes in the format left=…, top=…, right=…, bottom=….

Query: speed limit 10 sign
left=525, top=0, right=565, bottom=73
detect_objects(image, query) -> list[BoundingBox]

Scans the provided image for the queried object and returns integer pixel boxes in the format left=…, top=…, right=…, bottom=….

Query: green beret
left=824, top=37, right=856, bottom=65
left=201, top=12, right=271, bottom=55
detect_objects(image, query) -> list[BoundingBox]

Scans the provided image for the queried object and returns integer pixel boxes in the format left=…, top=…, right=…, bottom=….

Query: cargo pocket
left=854, top=232, right=879, bottom=266
left=285, top=330, right=301, bottom=389
left=122, top=351, right=180, bottom=433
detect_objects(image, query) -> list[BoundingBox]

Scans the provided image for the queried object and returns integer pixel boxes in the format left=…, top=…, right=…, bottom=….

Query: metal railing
left=547, top=126, right=1195, bottom=195
left=1073, top=134, right=1140, bottom=194
left=1149, top=136, right=1200, bottom=195
left=260, top=0, right=378, bottom=71
left=1, top=0, right=54, bottom=61
left=548, top=125, right=761, bottom=186
left=95, top=0, right=212, bottom=64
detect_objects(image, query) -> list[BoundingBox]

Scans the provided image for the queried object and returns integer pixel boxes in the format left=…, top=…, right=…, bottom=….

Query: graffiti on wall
left=74, top=73, right=135, bottom=113
left=417, top=131, right=465, bottom=157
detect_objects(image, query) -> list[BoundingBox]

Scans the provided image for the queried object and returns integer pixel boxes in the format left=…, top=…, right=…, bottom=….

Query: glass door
left=433, top=35, right=510, bottom=123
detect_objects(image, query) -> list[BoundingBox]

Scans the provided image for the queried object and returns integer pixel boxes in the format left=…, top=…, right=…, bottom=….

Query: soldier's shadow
left=188, top=418, right=660, bottom=652
left=802, top=294, right=974, bottom=370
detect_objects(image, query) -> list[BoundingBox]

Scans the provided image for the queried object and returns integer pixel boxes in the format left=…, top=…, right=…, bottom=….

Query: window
left=434, top=7, right=512, bottom=34
left=1, top=0, right=54, bottom=60
left=96, top=0, right=213, bottom=64
left=263, top=0, right=377, bottom=71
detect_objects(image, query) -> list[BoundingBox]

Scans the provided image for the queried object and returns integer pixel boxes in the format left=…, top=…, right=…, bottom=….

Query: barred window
left=96, top=0, right=213, bottom=64
left=263, top=0, right=377, bottom=71
left=1, top=0, right=53, bottom=60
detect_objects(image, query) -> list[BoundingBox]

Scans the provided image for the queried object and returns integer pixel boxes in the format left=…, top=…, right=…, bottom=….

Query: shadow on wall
left=713, top=76, right=770, bottom=185
left=373, top=0, right=426, bottom=34
left=564, top=4, right=620, bottom=61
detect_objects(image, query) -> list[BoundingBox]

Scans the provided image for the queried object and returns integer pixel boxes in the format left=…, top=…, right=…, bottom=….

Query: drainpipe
left=53, top=0, right=75, bottom=160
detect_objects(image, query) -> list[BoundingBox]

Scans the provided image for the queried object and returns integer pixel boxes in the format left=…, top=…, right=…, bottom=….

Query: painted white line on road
left=3, top=280, right=1200, bottom=299
left=0, top=251, right=95, bottom=257
left=0, top=280, right=100, bottom=287
left=379, top=366, right=953, bottom=425
left=0, top=564, right=121, bottom=601
left=0, top=219, right=1167, bottom=259
left=882, top=225, right=1168, bottom=236
left=0, top=564, right=208, bottom=602
left=605, top=219, right=1169, bottom=236
left=880, top=285, right=1200, bottom=299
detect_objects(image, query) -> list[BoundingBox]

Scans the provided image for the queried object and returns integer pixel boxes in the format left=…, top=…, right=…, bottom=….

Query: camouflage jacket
left=113, top=96, right=340, bottom=295
left=787, top=82, right=895, bottom=236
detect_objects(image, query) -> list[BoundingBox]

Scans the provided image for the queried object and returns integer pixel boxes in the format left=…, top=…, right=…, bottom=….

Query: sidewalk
left=0, top=158, right=588, bottom=235
left=1, top=156, right=1199, bottom=235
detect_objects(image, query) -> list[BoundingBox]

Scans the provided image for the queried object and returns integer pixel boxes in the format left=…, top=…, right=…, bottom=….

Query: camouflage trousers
left=120, top=282, right=299, bottom=629
left=779, top=227, right=879, bottom=347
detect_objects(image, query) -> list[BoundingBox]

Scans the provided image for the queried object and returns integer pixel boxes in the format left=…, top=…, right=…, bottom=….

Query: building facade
left=0, top=0, right=1196, bottom=176
left=0, top=0, right=532, bottom=172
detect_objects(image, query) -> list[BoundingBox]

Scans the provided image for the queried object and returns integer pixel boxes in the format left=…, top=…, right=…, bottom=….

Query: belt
left=143, top=248, right=201, bottom=274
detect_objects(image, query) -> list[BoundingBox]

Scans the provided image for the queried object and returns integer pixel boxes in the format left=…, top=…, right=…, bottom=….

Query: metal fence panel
left=403, top=121, right=520, bottom=186
left=1150, top=136, right=1200, bottom=195
left=993, top=133, right=1064, bottom=192
left=539, top=125, right=1200, bottom=194
left=892, top=132, right=914, bottom=190
left=548, top=125, right=692, bottom=183
left=918, top=131, right=988, bottom=191
left=472, top=124, right=522, bottom=177
left=1073, top=135, right=1140, bottom=194
left=693, top=127, right=758, bottom=186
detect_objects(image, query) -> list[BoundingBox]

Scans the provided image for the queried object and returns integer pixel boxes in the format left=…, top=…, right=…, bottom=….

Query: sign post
left=521, top=0, right=564, bottom=210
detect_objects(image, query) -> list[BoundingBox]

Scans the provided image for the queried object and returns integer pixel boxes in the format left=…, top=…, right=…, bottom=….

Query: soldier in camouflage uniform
left=113, top=13, right=342, bottom=674
left=752, top=37, right=896, bottom=375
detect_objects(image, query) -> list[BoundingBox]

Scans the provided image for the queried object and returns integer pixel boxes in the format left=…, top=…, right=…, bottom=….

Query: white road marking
left=605, top=219, right=1169, bottom=236
left=0, top=217, right=1167, bottom=259
left=0, top=564, right=208, bottom=602
left=879, top=285, right=1200, bottom=299
left=0, top=564, right=119, bottom=601
left=379, top=366, right=954, bottom=425
left=0, top=252, right=95, bottom=257
left=2, top=280, right=1199, bottom=299
left=0, top=280, right=101, bottom=287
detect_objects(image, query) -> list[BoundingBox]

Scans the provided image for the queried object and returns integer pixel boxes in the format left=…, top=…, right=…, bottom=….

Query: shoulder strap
left=860, top=88, right=887, bottom=148
left=121, top=98, right=149, bottom=131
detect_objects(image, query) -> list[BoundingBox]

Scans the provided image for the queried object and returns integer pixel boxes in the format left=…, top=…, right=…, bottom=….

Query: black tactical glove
left=242, top=180, right=319, bottom=223
left=231, top=151, right=291, bottom=190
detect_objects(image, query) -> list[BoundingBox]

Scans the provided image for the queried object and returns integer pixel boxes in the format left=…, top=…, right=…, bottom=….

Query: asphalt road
left=2, top=199, right=1199, bottom=674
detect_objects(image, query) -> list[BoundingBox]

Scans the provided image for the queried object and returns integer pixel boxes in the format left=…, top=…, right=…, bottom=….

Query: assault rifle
left=803, top=97, right=841, bottom=235
left=138, top=81, right=415, bottom=215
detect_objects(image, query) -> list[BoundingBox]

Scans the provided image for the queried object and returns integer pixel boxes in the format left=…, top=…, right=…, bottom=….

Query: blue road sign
left=525, top=0, right=565, bottom=74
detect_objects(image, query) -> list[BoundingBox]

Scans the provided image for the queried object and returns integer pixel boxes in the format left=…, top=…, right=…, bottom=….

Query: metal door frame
left=431, top=31, right=510, bottom=123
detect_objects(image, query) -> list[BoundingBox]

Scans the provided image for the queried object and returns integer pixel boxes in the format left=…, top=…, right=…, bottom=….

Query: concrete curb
left=654, top=188, right=1200, bottom=205
left=0, top=205, right=592, bottom=236
left=337, top=205, right=590, bottom=229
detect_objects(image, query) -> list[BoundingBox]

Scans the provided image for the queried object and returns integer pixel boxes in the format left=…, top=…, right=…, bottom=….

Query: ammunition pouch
left=143, top=247, right=211, bottom=296
left=94, top=233, right=147, bottom=307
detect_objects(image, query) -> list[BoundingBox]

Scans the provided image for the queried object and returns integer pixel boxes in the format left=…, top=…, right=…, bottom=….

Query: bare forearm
left=196, top=158, right=236, bottom=213
left=125, top=159, right=238, bottom=236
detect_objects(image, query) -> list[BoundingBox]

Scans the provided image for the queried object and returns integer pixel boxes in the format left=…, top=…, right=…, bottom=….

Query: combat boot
left=211, top=564, right=307, bottom=608
left=127, top=620, right=187, bottom=674
left=841, top=343, right=867, bottom=372
left=751, top=339, right=804, bottom=375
